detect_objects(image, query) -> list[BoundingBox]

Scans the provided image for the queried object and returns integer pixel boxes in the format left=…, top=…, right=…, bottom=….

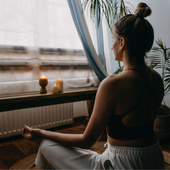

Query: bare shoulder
left=99, top=75, right=120, bottom=91
left=148, top=67, right=164, bottom=99
left=149, top=67, right=163, bottom=86
left=97, top=75, right=120, bottom=101
left=149, top=67, right=162, bottom=79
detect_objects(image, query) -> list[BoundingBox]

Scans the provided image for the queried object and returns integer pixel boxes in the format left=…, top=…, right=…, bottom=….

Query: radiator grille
left=0, top=103, right=73, bottom=139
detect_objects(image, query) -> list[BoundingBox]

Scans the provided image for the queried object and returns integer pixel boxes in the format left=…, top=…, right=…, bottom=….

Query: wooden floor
left=0, top=117, right=106, bottom=169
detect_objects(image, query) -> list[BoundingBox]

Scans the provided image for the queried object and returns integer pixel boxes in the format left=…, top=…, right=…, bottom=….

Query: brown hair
left=114, top=2, right=154, bottom=64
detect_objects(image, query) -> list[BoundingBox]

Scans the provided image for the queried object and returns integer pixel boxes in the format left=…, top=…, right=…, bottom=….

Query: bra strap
left=120, top=82, right=146, bottom=117
left=124, top=68, right=160, bottom=106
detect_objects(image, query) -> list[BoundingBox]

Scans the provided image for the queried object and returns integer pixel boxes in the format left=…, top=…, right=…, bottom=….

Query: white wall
left=137, top=0, right=170, bottom=47
left=127, top=0, right=170, bottom=106
left=73, top=101, right=89, bottom=117
left=126, top=0, right=170, bottom=46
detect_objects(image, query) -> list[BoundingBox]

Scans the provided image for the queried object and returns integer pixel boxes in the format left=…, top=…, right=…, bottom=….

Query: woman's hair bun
left=134, top=2, right=152, bottom=18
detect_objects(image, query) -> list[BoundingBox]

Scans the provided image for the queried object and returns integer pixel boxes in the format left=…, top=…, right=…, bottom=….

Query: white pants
left=35, top=139, right=165, bottom=169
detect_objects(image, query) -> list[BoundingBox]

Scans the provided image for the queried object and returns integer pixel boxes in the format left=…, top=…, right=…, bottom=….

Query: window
left=0, top=0, right=91, bottom=94
left=0, top=0, right=83, bottom=49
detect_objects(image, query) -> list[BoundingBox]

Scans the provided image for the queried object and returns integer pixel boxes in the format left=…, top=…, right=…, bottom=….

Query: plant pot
left=154, top=105, right=170, bottom=142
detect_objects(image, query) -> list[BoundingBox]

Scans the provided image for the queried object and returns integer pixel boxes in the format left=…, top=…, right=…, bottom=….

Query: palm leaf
left=113, top=66, right=123, bottom=74
left=82, top=0, right=134, bottom=28
left=147, top=52, right=162, bottom=69
left=156, top=39, right=165, bottom=50
left=168, top=50, right=170, bottom=59
left=149, top=38, right=170, bottom=96
left=82, top=0, right=90, bottom=10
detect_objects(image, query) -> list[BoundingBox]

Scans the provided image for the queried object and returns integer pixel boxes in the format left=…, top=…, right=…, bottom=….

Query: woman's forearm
left=39, top=130, right=92, bottom=149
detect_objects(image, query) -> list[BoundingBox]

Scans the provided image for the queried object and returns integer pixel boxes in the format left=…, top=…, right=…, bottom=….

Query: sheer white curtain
left=0, top=0, right=86, bottom=94
left=0, top=0, right=83, bottom=49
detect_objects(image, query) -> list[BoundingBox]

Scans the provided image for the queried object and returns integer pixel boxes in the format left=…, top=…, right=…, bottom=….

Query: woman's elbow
left=81, top=136, right=96, bottom=149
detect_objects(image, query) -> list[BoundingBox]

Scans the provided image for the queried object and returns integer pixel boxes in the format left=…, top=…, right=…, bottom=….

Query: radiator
left=0, top=103, right=73, bottom=139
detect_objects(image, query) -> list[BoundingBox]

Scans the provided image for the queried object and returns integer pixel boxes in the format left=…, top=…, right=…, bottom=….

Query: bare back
left=107, top=66, right=164, bottom=147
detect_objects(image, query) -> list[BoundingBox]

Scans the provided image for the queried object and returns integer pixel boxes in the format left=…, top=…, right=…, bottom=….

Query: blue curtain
left=95, top=9, right=106, bottom=71
left=67, top=0, right=108, bottom=82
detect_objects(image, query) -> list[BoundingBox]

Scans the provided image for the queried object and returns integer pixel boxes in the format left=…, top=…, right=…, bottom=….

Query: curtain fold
left=102, top=17, right=118, bottom=75
left=67, top=0, right=108, bottom=82
left=95, top=10, right=106, bottom=71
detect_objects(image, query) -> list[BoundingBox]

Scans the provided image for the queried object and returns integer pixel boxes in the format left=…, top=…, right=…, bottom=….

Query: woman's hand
left=22, top=124, right=42, bottom=140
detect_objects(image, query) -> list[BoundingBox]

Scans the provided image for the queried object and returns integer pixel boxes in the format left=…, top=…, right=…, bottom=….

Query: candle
left=56, top=78, right=63, bottom=92
left=39, top=75, right=48, bottom=93
left=39, top=75, right=48, bottom=86
left=51, top=84, right=59, bottom=94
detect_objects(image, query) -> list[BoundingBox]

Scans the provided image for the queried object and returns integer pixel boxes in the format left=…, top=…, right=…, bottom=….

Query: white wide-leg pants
left=35, top=139, right=165, bottom=170
left=35, top=139, right=102, bottom=170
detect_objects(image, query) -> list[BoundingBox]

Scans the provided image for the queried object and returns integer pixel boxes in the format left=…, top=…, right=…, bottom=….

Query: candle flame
left=42, top=75, right=44, bottom=77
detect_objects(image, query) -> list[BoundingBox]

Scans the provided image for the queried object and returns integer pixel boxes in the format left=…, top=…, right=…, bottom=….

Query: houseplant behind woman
left=22, top=2, right=165, bottom=169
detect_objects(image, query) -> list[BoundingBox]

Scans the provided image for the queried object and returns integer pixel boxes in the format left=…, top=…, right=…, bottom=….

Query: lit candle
left=56, top=78, right=63, bottom=92
left=51, top=84, right=59, bottom=94
left=39, top=75, right=48, bottom=93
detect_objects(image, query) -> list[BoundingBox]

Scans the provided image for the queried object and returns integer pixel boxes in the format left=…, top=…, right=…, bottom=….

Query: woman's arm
left=22, top=76, right=118, bottom=149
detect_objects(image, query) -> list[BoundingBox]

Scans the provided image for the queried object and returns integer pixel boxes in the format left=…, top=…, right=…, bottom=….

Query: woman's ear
left=119, top=37, right=126, bottom=50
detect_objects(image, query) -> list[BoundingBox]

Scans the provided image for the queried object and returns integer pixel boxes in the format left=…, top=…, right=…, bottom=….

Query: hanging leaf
left=148, top=38, right=170, bottom=96
left=82, top=0, right=134, bottom=28
left=114, top=66, right=123, bottom=74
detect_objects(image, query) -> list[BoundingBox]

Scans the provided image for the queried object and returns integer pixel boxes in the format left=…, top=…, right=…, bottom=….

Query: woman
left=22, top=2, right=165, bottom=169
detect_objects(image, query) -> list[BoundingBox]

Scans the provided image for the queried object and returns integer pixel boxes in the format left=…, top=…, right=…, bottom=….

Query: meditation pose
left=22, top=2, right=165, bottom=169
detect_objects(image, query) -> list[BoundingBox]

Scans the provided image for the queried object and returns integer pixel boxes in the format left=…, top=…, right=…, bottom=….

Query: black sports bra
left=106, top=68, right=159, bottom=140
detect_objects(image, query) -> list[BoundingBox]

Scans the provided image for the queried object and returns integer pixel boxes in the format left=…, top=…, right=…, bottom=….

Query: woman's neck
left=122, top=54, right=146, bottom=71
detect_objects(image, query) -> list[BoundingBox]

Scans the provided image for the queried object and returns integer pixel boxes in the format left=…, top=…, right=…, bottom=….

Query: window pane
left=0, top=0, right=92, bottom=94
left=0, top=0, right=83, bottom=49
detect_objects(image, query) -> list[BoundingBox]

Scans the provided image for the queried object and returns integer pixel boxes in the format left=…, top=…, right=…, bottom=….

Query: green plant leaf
left=150, top=38, right=170, bottom=96
left=82, top=0, right=134, bottom=28
left=113, top=66, right=124, bottom=74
